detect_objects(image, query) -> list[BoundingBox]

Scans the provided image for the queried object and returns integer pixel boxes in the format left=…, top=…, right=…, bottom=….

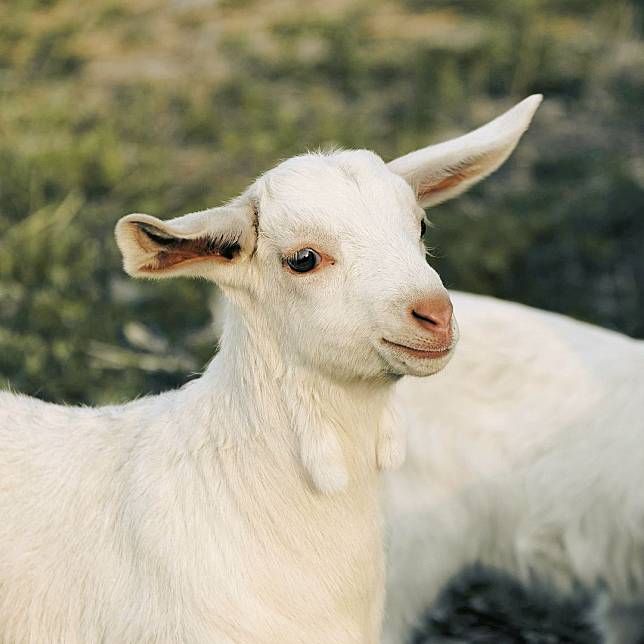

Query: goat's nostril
left=412, top=309, right=439, bottom=326
left=410, top=295, right=453, bottom=332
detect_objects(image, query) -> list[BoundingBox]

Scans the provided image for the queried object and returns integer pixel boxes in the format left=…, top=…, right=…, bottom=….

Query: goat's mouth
left=380, top=338, right=454, bottom=360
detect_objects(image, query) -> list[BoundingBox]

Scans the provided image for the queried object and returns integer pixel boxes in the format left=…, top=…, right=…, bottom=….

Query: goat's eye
left=420, top=219, right=427, bottom=238
left=286, top=248, right=321, bottom=273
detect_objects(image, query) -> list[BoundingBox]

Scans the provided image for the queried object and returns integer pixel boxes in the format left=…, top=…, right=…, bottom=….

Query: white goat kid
left=0, top=96, right=541, bottom=643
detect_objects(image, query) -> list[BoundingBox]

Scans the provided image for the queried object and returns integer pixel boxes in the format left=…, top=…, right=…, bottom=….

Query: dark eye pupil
left=287, top=248, right=320, bottom=273
left=420, top=220, right=427, bottom=238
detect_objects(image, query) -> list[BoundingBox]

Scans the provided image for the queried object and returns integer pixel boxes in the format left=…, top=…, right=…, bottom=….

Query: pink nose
left=411, top=294, right=453, bottom=335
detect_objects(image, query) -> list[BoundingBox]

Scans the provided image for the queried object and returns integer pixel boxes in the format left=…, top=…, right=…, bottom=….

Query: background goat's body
left=0, top=331, right=385, bottom=643
left=383, top=291, right=644, bottom=643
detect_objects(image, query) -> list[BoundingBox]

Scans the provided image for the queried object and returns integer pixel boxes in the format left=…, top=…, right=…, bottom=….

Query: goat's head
left=116, top=95, right=541, bottom=382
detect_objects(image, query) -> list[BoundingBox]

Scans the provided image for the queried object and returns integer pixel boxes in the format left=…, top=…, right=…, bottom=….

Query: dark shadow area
left=412, top=566, right=600, bottom=644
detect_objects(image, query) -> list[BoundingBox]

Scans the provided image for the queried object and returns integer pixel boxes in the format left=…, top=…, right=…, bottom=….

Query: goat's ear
left=388, top=94, right=542, bottom=208
left=115, top=196, right=257, bottom=280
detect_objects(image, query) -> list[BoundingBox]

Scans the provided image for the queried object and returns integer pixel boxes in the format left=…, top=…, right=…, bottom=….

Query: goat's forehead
left=256, top=150, right=417, bottom=236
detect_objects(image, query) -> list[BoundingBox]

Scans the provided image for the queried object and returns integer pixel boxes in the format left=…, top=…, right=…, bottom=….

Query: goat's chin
left=377, top=344, right=455, bottom=378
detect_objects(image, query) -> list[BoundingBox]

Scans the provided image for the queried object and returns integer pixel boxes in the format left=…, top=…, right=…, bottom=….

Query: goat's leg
left=382, top=514, right=472, bottom=644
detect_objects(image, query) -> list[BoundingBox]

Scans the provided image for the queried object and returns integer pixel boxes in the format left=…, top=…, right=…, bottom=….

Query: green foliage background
left=1, top=0, right=643, bottom=404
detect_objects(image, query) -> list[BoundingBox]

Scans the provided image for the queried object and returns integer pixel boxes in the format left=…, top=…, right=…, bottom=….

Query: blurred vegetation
left=1, top=0, right=642, bottom=404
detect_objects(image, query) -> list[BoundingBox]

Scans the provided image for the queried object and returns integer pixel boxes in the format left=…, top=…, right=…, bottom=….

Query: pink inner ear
left=418, top=173, right=466, bottom=200
left=135, top=225, right=240, bottom=272
left=417, top=148, right=506, bottom=201
left=151, top=238, right=234, bottom=270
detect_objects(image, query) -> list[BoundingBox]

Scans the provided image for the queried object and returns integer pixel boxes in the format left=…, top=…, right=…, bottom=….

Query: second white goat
left=382, top=258, right=644, bottom=644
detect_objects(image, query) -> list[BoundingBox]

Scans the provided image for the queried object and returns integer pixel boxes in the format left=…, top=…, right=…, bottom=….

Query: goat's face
left=116, top=96, right=542, bottom=382
left=249, top=150, right=455, bottom=380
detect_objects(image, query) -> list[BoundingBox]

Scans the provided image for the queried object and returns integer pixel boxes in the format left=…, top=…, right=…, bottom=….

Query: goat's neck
left=170, top=307, right=388, bottom=642
left=190, top=302, right=394, bottom=491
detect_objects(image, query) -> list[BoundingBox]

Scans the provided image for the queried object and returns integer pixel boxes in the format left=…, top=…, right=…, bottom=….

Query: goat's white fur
left=382, top=292, right=644, bottom=644
left=0, top=96, right=542, bottom=643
